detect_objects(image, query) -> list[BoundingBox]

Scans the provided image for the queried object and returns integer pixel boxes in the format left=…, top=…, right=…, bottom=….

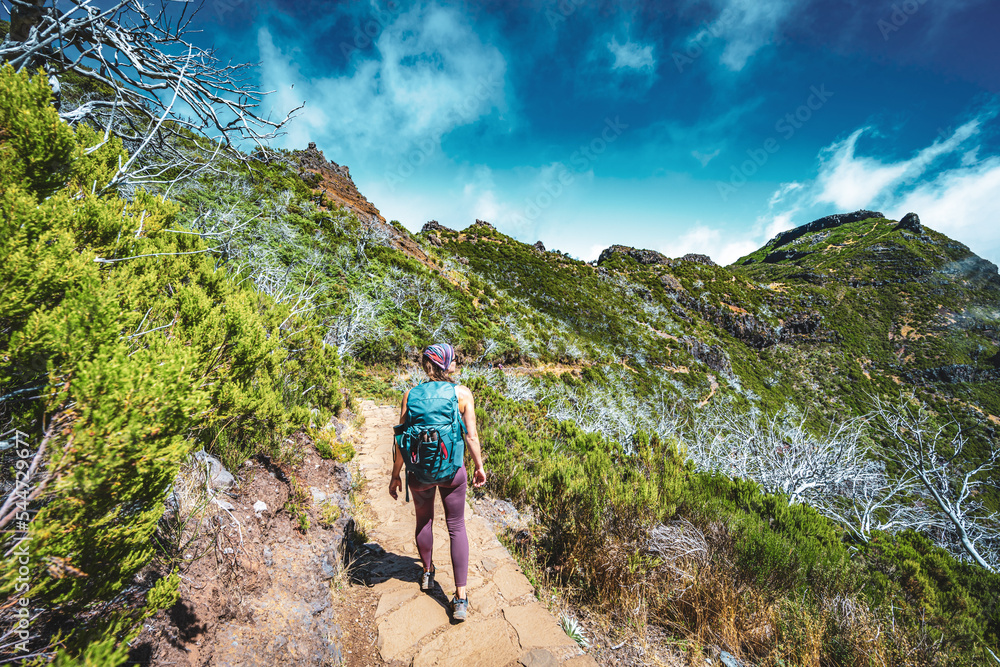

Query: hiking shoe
left=420, top=565, right=435, bottom=592
left=450, top=596, right=468, bottom=622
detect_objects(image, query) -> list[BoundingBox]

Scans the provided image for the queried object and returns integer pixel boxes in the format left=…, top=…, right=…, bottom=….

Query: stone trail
left=356, top=400, right=599, bottom=667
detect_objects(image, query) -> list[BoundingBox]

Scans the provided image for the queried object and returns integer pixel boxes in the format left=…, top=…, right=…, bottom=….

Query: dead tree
left=1, top=0, right=301, bottom=195
left=868, top=394, right=999, bottom=572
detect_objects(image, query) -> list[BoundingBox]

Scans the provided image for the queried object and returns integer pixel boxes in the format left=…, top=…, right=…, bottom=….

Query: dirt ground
left=126, top=427, right=384, bottom=667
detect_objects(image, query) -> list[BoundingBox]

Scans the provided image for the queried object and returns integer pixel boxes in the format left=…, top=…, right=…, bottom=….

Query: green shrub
left=0, top=65, right=338, bottom=659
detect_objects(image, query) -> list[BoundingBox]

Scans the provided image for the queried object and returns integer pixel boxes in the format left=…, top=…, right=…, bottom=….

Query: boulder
left=534, top=240, right=546, bottom=252
left=421, top=220, right=454, bottom=234
left=659, top=273, right=684, bottom=292
left=896, top=212, right=922, bottom=233
left=683, top=337, right=732, bottom=375
left=679, top=253, right=717, bottom=267
left=193, top=450, right=235, bottom=491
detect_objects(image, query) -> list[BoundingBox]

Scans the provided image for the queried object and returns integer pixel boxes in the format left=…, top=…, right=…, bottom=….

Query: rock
left=896, top=212, right=922, bottom=233
left=377, top=596, right=449, bottom=662
left=481, top=557, right=498, bottom=572
left=422, top=220, right=454, bottom=234
left=310, top=487, right=327, bottom=503
left=458, top=257, right=469, bottom=265
left=764, top=249, right=812, bottom=264
left=473, top=218, right=495, bottom=230
left=719, top=650, right=744, bottom=667
left=364, top=542, right=386, bottom=555
left=253, top=500, right=268, bottom=514
left=679, top=253, right=717, bottom=266
left=193, top=450, right=236, bottom=491
left=520, top=648, right=559, bottom=667
left=493, top=564, right=534, bottom=600
left=533, top=240, right=546, bottom=252
left=683, top=337, right=732, bottom=375
left=659, top=273, right=683, bottom=292
left=213, top=498, right=235, bottom=511
left=375, top=588, right=418, bottom=619
left=320, top=557, right=338, bottom=580
left=263, top=545, right=273, bottom=567
left=597, top=245, right=671, bottom=266
left=412, top=617, right=519, bottom=667
left=503, top=606, right=579, bottom=650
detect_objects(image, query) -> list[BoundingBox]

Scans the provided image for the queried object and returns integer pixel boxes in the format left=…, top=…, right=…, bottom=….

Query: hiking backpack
left=393, top=381, right=467, bottom=500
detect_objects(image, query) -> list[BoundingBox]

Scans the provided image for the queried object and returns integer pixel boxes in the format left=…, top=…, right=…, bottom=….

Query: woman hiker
left=389, top=343, right=487, bottom=621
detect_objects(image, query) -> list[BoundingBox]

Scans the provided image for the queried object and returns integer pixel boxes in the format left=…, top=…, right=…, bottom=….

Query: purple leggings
left=408, top=466, right=469, bottom=587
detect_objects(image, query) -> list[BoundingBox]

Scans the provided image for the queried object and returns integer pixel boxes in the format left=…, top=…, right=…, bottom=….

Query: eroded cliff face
left=295, top=142, right=384, bottom=223
left=294, top=142, right=433, bottom=265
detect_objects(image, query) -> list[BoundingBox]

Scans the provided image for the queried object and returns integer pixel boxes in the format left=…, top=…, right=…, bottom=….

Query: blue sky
left=199, top=0, right=1000, bottom=265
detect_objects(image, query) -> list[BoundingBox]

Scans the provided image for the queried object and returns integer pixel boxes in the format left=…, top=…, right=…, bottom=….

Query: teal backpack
left=393, top=381, right=467, bottom=501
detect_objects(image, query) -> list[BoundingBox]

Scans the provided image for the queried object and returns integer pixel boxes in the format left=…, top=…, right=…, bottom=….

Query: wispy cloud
left=814, top=118, right=984, bottom=210
left=607, top=36, right=656, bottom=71
left=761, top=106, right=1000, bottom=263
left=691, top=0, right=797, bottom=71
left=692, top=148, right=721, bottom=166
left=256, top=3, right=508, bottom=161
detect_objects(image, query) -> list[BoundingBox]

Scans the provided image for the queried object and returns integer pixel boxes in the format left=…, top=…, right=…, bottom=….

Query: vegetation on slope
left=0, top=65, right=339, bottom=663
left=2, top=55, right=999, bottom=664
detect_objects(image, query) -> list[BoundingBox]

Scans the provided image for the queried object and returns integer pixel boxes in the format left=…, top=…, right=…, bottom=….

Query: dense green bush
left=0, top=65, right=338, bottom=662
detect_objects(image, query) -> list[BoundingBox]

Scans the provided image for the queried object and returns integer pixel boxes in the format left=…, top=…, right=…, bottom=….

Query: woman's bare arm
left=389, top=389, right=409, bottom=498
left=456, top=385, right=486, bottom=487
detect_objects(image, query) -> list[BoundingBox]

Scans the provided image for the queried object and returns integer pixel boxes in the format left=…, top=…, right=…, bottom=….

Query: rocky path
left=355, top=400, right=599, bottom=667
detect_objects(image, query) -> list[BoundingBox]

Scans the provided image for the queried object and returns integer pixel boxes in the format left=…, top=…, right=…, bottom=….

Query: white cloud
left=607, top=36, right=655, bottom=71
left=760, top=107, right=1000, bottom=264
left=814, top=118, right=984, bottom=210
left=700, top=0, right=797, bottom=71
left=891, top=156, right=1000, bottom=251
left=692, top=148, right=721, bottom=166
left=658, top=225, right=760, bottom=265
left=256, top=4, right=507, bottom=161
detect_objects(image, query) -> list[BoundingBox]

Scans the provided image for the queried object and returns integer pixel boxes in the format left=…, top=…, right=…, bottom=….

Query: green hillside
left=1, top=63, right=998, bottom=665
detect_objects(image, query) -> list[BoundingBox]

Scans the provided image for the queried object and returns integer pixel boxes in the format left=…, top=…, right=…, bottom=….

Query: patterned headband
left=423, top=343, right=455, bottom=371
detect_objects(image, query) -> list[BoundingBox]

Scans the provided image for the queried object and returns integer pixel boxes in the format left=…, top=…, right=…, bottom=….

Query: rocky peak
left=298, top=142, right=350, bottom=180
left=768, top=209, right=885, bottom=251
left=473, top=219, right=496, bottom=230
left=533, top=241, right=546, bottom=252
left=597, top=245, right=671, bottom=266
left=679, top=253, right=717, bottom=267
left=422, top=220, right=454, bottom=234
